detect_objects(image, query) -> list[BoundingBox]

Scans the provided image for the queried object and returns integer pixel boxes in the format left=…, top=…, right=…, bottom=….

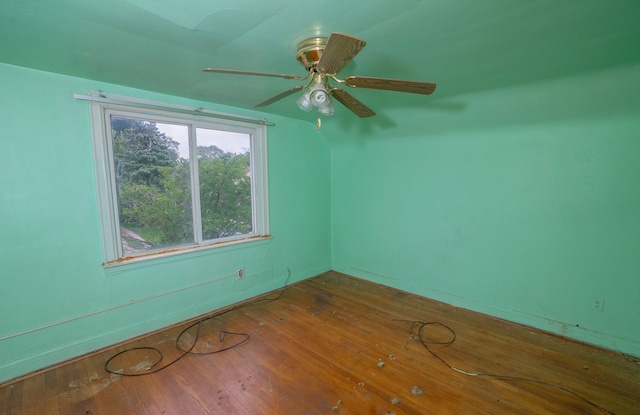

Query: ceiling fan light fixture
left=317, top=99, right=334, bottom=115
left=298, top=80, right=334, bottom=115
left=296, top=91, right=313, bottom=112
left=309, top=84, right=331, bottom=108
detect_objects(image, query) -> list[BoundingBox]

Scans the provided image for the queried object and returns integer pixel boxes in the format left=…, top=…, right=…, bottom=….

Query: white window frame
left=88, top=97, right=270, bottom=266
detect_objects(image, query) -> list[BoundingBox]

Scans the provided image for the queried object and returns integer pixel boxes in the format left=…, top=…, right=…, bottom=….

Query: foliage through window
left=89, top=100, right=269, bottom=264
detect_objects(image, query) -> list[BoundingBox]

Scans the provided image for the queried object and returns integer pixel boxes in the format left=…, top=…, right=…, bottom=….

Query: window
left=88, top=97, right=269, bottom=264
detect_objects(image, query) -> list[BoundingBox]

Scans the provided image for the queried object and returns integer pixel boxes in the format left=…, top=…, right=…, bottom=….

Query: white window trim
left=86, top=94, right=270, bottom=266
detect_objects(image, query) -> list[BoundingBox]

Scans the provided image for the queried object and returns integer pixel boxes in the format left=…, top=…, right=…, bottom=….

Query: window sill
left=103, top=235, right=272, bottom=271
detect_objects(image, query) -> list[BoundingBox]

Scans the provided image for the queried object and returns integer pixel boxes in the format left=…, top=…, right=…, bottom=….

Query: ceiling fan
left=203, top=32, right=436, bottom=119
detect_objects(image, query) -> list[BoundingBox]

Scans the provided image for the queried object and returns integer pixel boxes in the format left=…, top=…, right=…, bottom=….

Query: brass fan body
left=296, top=37, right=328, bottom=70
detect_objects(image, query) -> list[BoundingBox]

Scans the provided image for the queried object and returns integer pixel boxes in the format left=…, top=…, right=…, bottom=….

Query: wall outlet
left=591, top=298, right=605, bottom=312
left=236, top=268, right=245, bottom=279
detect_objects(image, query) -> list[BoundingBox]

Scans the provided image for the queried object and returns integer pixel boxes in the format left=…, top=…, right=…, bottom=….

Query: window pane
left=111, top=117, right=193, bottom=255
left=196, top=128, right=252, bottom=241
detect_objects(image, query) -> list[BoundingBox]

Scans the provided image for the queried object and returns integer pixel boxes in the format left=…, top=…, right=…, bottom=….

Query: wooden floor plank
left=1, top=271, right=638, bottom=414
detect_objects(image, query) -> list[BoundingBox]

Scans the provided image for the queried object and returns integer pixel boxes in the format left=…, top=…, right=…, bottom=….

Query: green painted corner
left=329, top=64, right=640, bottom=357
left=0, top=63, right=331, bottom=383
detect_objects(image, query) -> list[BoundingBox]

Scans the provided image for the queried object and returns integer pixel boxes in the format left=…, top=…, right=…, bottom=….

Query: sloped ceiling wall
left=2, top=0, right=639, bottom=124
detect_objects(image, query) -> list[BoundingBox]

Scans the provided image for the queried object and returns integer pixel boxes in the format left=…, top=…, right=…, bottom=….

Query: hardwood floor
left=2, top=271, right=639, bottom=414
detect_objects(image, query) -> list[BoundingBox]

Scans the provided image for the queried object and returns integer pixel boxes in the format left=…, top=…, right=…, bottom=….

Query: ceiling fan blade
left=203, top=67, right=303, bottom=80
left=255, top=85, right=306, bottom=107
left=345, top=76, right=437, bottom=95
left=317, top=33, right=366, bottom=75
left=330, top=87, right=376, bottom=118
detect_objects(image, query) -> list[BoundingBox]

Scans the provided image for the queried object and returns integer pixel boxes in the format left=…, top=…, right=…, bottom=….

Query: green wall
left=0, top=62, right=331, bottom=383
left=329, top=64, right=640, bottom=357
left=1, top=59, right=638, bottom=384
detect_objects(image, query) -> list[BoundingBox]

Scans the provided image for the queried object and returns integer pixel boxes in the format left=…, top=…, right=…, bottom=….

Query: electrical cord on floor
left=104, top=268, right=292, bottom=377
left=393, top=319, right=616, bottom=415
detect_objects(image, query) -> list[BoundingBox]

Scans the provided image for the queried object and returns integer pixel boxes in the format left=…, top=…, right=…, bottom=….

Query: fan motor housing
left=296, top=37, right=328, bottom=70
